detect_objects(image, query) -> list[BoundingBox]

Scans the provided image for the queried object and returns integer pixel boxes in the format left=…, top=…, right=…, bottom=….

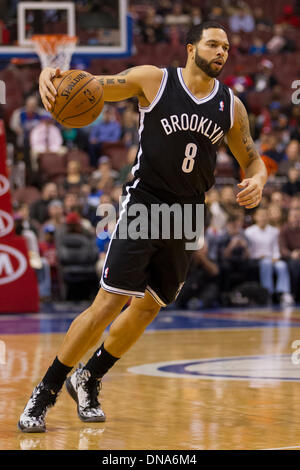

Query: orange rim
left=31, top=34, right=77, bottom=54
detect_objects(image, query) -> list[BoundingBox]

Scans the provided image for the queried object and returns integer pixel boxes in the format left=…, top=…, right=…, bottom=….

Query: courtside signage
left=0, top=244, right=27, bottom=285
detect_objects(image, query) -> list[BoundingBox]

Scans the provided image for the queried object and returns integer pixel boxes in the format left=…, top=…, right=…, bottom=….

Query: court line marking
left=128, top=354, right=300, bottom=382
left=262, top=445, right=300, bottom=450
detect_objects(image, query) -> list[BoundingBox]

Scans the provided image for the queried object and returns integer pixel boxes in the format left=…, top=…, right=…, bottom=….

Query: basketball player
left=18, top=22, right=267, bottom=432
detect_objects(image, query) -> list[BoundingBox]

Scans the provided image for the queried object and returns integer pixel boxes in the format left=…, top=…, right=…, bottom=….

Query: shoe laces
left=28, top=384, right=57, bottom=418
left=81, top=374, right=102, bottom=409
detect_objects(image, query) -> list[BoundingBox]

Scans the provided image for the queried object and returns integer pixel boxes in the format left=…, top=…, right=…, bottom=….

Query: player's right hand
left=39, top=67, right=61, bottom=111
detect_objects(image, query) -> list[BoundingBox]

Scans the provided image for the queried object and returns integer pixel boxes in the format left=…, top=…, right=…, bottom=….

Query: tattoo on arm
left=236, top=97, right=259, bottom=162
left=98, top=77, right=127, bottom=86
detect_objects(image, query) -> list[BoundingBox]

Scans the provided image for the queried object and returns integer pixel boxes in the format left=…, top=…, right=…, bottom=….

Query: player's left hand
left=236, top=177, right=263, bottom=209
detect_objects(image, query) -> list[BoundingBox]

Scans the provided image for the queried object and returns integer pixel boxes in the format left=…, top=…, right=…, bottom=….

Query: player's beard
left=194, top=49, right=223, bottom=78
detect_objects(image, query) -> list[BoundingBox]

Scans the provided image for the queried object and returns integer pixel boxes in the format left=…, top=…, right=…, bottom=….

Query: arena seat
left=38, top=152, right=67, bottom=183
left=12, top=186, right=41, bottom=205
left=65, top=149, right=92, bottom=173
left=101, top=141, right=128, bottom=170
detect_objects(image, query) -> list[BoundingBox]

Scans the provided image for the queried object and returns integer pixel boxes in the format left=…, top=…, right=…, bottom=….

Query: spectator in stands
left=14, top=213, right=52, bottom=300
left=224, top=65, right=253, bottom=92
left=290, top=194, right=300, bottom=210
left=91, top=155, right=118, bottom=193
left=245, top=207, right=293, bottom=306
left=63, top=160, right=87, bottom=192
left=60, top=191, right=93, bottom=234
left=216, top=214, right=250, bottom=293
left=165, top=3, right=191, bottom=28
left=9, top=95, right=43, bottom=149
left=278, top=140, right=300, bottom=176
left=249, top=37, right=267, bottom=55
left=39, top=224, right=58, bottom=298
left=9, top=95, right=44, bottom=180
left=280, top=208, right=300, bottom=302
left=270, top=190, right=287, bottom=210
left=116, top=145, right=138, bottom=185
left=206, top=185, right=237, bottom=233
left=63, top=192, right=80, bottom=215
left=268, top=204, right=286, bottom=229
left=121, top=108, right=139, bottom=148
left=88, top=105, right=122, bottom=167
left=276, top=5, right=300, bottom=29
left=253, top=6, right=273, bottom=31
left=111, top=184, right=123, bottom=214
left=16, top=201, right=39, bottom=236
left=252, top=60, right=278, bottom=93
left=175, top=241, right=220, bottom=309
left=30, top=113, right=65, bottom=171
left=61, top=126, right=77, bottom=149
left=56, top=209, right=94, bottom=242
left=230, top=34, right=248, bottom=56
left=138, top=5, right=165, bottom=44
left=228, top=5, right=255, bottom=33
left=207, top=6, right=226, bottom=23
left=281, top=166, right=300, bottom=197
left=259, top=133, right=285, bottom=172
left=266, top=24, right=296, bottom=53
left=190, top=7, right=202, bottom=26
left=56, top=211, right=99, bottom=300
left=43, top=199, right=65, bottom=232
left=275, top=114, right=291, bottom=151
left=29, top=182, right=58, bottom=224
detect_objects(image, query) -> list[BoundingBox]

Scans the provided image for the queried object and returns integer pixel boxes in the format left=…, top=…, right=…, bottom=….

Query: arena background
left=1, top=0, right=299, bottom=310
left=1, top=0, right=300, bottom=452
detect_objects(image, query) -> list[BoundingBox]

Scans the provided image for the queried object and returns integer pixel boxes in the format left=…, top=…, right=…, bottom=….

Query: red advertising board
left=0, top=120, right=39, bottom=313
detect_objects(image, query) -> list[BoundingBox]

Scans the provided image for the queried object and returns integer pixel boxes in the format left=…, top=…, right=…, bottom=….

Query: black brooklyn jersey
left=128, top=66, right=234, bottom=203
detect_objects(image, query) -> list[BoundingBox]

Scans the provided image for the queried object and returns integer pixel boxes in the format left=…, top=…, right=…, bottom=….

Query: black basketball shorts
left=100, top=183, right=203, bottom=306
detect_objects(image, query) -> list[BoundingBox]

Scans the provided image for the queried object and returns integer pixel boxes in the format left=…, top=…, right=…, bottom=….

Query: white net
left=31, top=34, right=77, bottom=71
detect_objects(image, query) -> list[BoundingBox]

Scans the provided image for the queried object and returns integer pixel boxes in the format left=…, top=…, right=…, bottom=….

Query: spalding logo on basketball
left=51, top=70, right=104, bottom=128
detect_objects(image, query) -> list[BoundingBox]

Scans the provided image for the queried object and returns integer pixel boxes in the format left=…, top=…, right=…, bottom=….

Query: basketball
left=51, top=69, right=104, bottom=128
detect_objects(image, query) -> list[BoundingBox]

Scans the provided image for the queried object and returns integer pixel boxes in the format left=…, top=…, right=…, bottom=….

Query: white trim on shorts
left=146, top=285, right=167, bottom=307
left=100, top=278, right=145, bottom=298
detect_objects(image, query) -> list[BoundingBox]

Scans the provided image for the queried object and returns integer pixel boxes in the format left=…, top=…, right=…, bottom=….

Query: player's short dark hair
left=185, top=21, right=227, bottom=47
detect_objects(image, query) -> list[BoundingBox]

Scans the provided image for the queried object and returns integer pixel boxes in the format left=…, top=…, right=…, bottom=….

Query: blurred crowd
left=130, top=0, right=300, bottom=52
left=2, top=1, right=300, bottom=308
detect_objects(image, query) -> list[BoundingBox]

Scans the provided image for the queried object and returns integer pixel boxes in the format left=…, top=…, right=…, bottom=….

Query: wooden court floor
left=1, top=306, right=300, bottom=450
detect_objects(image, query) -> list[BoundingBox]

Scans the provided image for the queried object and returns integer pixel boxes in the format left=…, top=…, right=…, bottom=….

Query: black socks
left=41, top=344, right=119, bottom=393
left=84, top=343, right=120, bottom=379
left=42, top=356, right=73, bottom=393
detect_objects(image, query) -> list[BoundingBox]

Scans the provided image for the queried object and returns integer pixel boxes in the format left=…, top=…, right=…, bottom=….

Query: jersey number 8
left=182, top=143, right=197, bottom=173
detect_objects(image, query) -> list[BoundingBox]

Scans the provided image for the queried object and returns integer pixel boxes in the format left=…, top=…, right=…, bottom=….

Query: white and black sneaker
left=18, top=382, right=58, bottom=433
left=65, top=364, right=106, bottom=422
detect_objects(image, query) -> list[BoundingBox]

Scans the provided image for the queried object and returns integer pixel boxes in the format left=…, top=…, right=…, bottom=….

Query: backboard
left=0, top=0, right=132, bottom=60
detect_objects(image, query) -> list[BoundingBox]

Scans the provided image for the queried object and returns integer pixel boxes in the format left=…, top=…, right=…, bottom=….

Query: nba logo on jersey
left=219, top=100, right=224, bottom=112
left=104, top=267, right=109, bottom=279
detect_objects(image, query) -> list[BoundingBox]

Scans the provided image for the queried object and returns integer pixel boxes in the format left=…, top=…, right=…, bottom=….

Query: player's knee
left=88, top=294, right=123, bottom=326
left=138, top=305, right=160, bottom=324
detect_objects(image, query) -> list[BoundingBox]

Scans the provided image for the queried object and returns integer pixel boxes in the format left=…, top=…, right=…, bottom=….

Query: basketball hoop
left=31, top=34, right=78, bottom=71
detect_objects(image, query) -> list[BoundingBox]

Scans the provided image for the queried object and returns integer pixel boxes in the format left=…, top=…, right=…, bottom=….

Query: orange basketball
left=51, top=70, right=104, bottom=128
